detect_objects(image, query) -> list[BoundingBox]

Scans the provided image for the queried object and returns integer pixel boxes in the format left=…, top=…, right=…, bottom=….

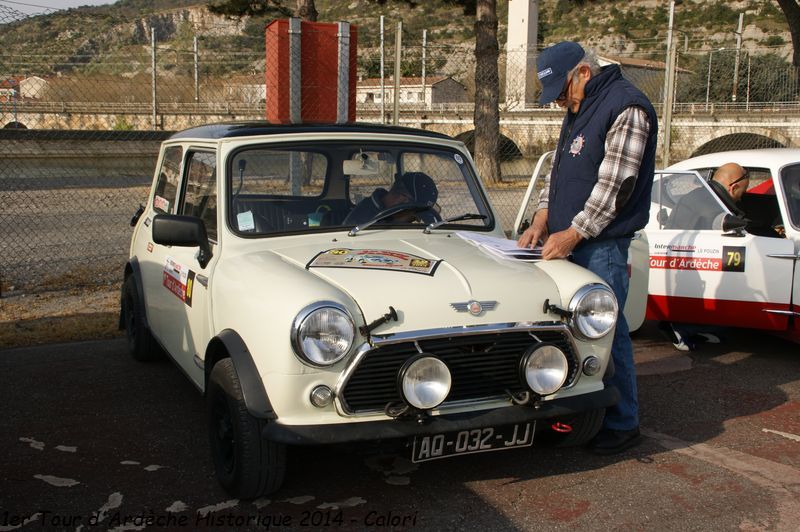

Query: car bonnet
left=269, top=234, right=563, bottom=332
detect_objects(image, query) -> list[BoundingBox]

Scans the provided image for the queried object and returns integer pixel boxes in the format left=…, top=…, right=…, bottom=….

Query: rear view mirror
left=152, top=214, right=213, bottom=267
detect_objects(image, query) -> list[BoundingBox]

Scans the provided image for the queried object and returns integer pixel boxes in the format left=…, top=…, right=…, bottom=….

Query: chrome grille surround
left=334, top=322, right=582, bottom=416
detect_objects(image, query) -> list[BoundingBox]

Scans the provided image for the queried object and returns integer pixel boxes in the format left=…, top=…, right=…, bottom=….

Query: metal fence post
left=393, top=21, right=402, bottom=126
left=661, top=1, right=676, bottom=167
left=193, top=35, right=199, bottom=104
left=289, top=17, right=302, bottom=125
left=337, top=21, right=350, bottom=124
left=732, top=12, right=744, bottom=102
left=151, top=27, right=157, bottom=130
left=380, top=16, right=385, bottom=124
left=422, top=29, right=427, bottom=110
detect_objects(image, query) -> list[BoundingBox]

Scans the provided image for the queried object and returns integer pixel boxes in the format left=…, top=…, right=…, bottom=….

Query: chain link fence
left=1, top=3, right=798, bottom=294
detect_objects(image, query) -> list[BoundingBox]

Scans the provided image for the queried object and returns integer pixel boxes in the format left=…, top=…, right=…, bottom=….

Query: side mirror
left=152, top=214, right=213, bottom=268
left=721, top=213, right=748, bottom=236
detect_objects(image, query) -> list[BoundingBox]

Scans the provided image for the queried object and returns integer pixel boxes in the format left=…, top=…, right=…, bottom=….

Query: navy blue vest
left=547, top=65, right=658, bottom=243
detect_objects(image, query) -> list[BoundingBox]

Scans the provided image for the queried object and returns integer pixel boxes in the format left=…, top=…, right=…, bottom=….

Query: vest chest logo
left=569, top=134, right=585, bottom=157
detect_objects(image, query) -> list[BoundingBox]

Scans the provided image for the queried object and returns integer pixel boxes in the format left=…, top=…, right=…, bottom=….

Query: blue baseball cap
left=537, top=41, right=585, bottom=105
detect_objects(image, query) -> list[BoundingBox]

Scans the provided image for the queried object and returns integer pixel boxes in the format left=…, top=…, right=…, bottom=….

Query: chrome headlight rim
left=397, top=354, right=452, bottom=410
left=291, top=301, right=356, bottom=367
left=568, top=283, right=618, bottom=340
left=519, top=343, right=569, bottom=396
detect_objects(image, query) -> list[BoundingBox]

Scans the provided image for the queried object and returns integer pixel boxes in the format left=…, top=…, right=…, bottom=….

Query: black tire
left=207, top=358, right=286, bottom=498
left=121, top=276, right=162, bottom=361
left=547, top=408, right=605, bottom=447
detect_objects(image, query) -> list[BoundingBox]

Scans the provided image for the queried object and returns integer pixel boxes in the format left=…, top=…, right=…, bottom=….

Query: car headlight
left=568, top=284, right=618, bottom=340
left=291, top=302, right=355, bottom=367
left=521, top=344, right=568, bottom=395
left=399, top=356, right=452, bottom=410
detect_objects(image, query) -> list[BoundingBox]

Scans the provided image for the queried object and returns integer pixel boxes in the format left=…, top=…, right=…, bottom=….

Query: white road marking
left=95, top=492, right=124, bottom=524
left=33, top=474, right=80, bottom=487
left=385, top=476, right=410, bottom=486
left=0, top=513, right=41, bottom=531
left=119, top=461, right=140, bottom=465
left=317, top=497, right=366, bottom=510
left=55, top=445, right=77, bottom=453
left=252, top=498, right=271, bottom=509
left=165, top=501, right=188, bottom=513
left=19, top=437, right=44, bottom=450
left=762, top=428, right=800, bottom=443
left=143, top=464, right=164, bottom=472
left=643, top=428, right=800, bottom=530
left=283, top=495, right=315, bottom=505
left=196, top=499, right=239, bottom=517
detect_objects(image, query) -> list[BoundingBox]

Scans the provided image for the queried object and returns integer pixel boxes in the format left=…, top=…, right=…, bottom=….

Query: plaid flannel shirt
left=537, top=106, right=651, bottom=239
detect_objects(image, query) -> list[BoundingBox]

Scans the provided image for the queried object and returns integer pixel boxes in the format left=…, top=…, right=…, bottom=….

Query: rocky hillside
left=0, top=0, right=793, bottom=76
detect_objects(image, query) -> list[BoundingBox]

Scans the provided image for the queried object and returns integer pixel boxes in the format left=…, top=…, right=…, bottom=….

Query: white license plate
left=411, top=422, right=535, bottom=463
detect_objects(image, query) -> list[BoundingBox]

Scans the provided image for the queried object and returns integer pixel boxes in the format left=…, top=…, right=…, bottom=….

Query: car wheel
left=547, top=408, right=605, bottom=447
left=207, top=358, right=286, bottom=498
left=121, top=276, right=162, bottom=361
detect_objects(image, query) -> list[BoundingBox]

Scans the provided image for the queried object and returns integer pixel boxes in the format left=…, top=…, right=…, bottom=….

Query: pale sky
left=0, top=0, right=115, bottom=16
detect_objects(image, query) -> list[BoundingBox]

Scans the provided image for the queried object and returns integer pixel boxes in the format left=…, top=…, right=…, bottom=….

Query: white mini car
left=645, top=149, right=800, bottom=343
left=122, top=123, right=622, bottom=497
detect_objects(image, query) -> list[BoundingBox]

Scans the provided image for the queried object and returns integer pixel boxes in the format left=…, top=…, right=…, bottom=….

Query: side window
left=181, top=151, right=218, bottom=241
left=152, top=146, right=183, bottom=214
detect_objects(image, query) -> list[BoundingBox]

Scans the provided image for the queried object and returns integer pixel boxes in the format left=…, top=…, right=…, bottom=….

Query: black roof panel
left=169, top=121, right=453, bottom=141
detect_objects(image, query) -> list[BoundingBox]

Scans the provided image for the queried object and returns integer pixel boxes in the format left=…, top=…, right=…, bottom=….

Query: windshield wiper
left=348, top=202, right=434, bottom=237
left=423, top=213, right=487, bottom=234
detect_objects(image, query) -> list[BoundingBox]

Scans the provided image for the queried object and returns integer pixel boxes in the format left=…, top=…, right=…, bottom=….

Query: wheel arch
left=120, top=258, right=148, bottom=330
left=206, top=329, right=276, bottom=420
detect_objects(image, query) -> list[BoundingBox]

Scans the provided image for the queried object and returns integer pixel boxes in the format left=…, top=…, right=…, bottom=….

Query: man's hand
left=517, top=209, right=549, bottom=249
left=541, top=226, right=583, bottom=260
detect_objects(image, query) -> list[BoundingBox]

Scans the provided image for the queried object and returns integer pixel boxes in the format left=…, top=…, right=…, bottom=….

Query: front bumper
left=262, top=386, right=618, bottom=445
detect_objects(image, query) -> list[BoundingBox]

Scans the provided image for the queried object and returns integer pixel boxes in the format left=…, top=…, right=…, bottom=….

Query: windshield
left=227, top=141, right=492, bottom=236
left=651, top=171, right=728, bottom=230
left=780, top=163, right=800, bottom=230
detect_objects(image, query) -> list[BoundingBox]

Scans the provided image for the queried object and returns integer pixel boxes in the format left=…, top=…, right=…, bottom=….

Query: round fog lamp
left=582, top=356, right=601, bottom=376
left=522, top=344, right=568, bottom=395
left=310, top=385, right=333, bottom=408
left=400, top=356, right=451, bottom=410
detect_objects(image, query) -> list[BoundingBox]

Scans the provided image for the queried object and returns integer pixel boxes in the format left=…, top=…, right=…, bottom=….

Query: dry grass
left=0, top=286, right=122, bottom=349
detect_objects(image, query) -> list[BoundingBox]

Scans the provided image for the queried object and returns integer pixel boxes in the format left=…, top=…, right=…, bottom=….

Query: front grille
left=340, top=329, right=578, bottom=414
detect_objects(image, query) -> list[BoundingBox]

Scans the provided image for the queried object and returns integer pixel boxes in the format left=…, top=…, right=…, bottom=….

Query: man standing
left=518, top=42, right=658, bottom=454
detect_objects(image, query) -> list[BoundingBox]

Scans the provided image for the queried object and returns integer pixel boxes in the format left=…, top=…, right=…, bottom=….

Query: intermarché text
left=2, top=509, right=419, bottom=529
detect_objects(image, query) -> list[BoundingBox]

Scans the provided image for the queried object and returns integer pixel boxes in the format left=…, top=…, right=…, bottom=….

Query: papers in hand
left=456, top=231, right=543, bottom=262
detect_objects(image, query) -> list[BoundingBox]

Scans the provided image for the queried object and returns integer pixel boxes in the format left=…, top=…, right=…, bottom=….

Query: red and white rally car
left=645, top=149, right=800, bottom=342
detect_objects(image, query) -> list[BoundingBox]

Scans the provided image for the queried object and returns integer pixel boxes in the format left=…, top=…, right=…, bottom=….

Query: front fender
left=208, top=329, right=276, bottom=420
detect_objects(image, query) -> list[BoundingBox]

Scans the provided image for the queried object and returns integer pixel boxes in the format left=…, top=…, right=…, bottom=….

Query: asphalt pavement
left=1, top=323, right=799, bottom=531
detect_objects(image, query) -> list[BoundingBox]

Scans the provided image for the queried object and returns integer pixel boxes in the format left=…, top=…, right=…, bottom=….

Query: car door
left=774, top=162, right=800, bottom=340
left=513, top=151, right=649, bottom=332
left=645, top=171, right=795, bottom=331
left=159, top=149, right=219, bottom=388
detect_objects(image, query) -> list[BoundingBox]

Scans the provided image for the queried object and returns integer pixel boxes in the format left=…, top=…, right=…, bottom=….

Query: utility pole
left=732, top=12, right=744, bottom=102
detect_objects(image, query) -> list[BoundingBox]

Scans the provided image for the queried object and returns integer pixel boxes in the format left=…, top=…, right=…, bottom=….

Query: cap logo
left=537, top=67, right=553, bottom=80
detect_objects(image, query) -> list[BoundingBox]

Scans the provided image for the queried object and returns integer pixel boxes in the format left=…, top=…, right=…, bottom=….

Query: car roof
left=665, top=148, right=800, bottom=171
left=169, top=121, right=454, bottom=141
